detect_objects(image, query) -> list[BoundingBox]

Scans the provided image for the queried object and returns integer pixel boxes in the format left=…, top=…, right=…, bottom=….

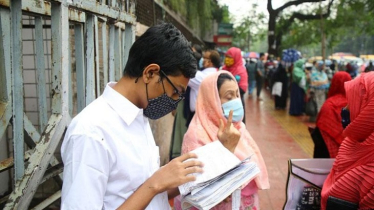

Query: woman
left=273, top=62, right=289, bottom=110
left=222, top=47, right=248, bottom=122
left=321, top=72, right=374, bottom=209
left=175, top=71, right=269, bottom=210
left=310, top=61, right=329, bottom=112
left=315, top=71, right=351, bottom=158
left=222, top=47, right=248, bottom=97
left=289, top=59, right=306, bottom=115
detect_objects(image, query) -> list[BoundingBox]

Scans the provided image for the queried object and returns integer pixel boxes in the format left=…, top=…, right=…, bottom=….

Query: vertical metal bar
left=94, top=16, right=100, bottom=95
left=0, top=8, right=12, bottom=139
left=108, top=24, right=115, bottom=81
left=74, top=24, right=85, bottom=113
left=123, top=23, right=135, bottom=70
left=60, top=1, right=70, bottom=118
left=35, top=17, right=48, bottom=132
left=85, top=14, right=95, bottom=104
left=68, top=33, right=73, bottom=116
left=102, top=21, right=108, bottom=86
left=121, top=28, right=125, bottom=75
left=114, top=27, right=120, bottom=80
left=11, top=0, right=24, bottom=181
left=0, top=9, right=10, bottom=102
left=51, top=1, right=62, bottom=114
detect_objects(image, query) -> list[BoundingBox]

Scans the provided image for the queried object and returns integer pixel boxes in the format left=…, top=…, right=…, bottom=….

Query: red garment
left=316, top=71, right=351, bottom=158
left=222, top=47, right=248, bottom=92
left=321, top=72, right=374, bottom=210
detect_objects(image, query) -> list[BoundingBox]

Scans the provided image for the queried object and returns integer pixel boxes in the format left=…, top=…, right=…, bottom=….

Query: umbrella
left=249, top=52, right=258, bottom=58
left=282, top=49, right=300, bottom=63
left=244, top=52, right=258, bottom=58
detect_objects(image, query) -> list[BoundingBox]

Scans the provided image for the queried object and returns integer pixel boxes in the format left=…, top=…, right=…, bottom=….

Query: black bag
left=283, top=159, right=335, bottom=210
left=305, top=93, right=318, bottom=116
left=326, top=196, right=358, bottom=210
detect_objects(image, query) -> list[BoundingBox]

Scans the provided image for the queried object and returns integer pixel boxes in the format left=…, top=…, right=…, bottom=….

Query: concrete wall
left=149, top=114, right=174, bottom=166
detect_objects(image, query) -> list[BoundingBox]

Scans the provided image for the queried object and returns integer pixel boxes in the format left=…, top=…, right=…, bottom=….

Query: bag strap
left=283, top=160, right=292, bottom=210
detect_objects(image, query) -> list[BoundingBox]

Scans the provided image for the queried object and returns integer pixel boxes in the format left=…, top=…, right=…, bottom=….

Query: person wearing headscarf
left=321, top=72, right=374, bottom=210
left=222, top=48, right=248, bottom=123
left=272, top=61, right=289, bottom=110
left=315, top=71, right=351, bottom=158
left=310, top=61, right=329, bottom=112
left=289, top=59, right=306, bottom=115
left=174, top=71, right=269, bottom=210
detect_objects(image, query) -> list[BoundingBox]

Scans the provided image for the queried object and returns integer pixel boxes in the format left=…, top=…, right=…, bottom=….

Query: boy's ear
left=142, top=64, right=160, bottom=84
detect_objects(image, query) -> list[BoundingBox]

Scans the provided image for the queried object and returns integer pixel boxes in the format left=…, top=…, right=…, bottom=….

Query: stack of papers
left=178, top=141, right=260, bottom=210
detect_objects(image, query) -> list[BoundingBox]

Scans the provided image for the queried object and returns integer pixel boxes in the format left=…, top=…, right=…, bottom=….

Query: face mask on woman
left=221, top=98, right=244, bottom=122
left=224, top=57, right=234, bottom=67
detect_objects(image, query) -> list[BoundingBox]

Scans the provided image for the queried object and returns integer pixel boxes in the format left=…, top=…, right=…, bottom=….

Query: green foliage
left=220, top=5, right=230, bottom=23
left=280, top=0, right=374, bottom=55
left=232, top=3, right=266, bottom=52
left=166, top=0, right=223, bottom=36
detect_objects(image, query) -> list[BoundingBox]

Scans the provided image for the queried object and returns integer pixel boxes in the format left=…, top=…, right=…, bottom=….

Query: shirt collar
left=102, top=82, right=143, bottom=125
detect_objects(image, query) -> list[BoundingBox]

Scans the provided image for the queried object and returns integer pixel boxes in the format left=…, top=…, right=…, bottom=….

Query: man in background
left=256, top=52, right=266, bottom=100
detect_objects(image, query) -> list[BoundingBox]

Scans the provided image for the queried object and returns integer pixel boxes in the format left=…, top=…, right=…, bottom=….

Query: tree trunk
left=275, top=32, right=283, bottom=57
left=268, top=12, right=278, bottom=56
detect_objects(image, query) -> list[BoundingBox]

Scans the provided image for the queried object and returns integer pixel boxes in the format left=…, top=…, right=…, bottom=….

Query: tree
left=232, top=3, right=266, bottom=52
left=280, top=0, right=374, bottom=56
left=267, top=0, right=334, bottom=56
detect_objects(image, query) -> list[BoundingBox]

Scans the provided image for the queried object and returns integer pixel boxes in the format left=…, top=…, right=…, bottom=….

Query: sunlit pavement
left=245, top=90, right=315, bottom=210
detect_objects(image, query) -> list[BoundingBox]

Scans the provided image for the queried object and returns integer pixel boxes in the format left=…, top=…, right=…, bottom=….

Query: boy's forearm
left=116, top=178, right=160, bottom=210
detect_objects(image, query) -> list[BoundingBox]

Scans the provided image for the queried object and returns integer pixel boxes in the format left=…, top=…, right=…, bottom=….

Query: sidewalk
left=245, top=91, right=315, bottom=210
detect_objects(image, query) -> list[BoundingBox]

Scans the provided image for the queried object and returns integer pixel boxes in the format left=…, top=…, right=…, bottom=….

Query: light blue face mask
left=199, top=58, right=204, bottom=69
left=221, top=98, right=244, bottom=122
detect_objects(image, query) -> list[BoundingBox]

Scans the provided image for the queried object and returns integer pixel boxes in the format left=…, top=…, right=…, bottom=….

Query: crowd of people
left=59, top=22, right=374, bottom=210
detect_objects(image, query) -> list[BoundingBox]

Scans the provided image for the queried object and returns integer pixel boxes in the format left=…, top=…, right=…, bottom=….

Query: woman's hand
left=217, top=110, right=241, bottom=153
left=145, top=153, right=204, bottom=194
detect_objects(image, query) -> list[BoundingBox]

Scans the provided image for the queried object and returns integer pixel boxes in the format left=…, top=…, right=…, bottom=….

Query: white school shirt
left=188, top=67, right=217, bottom=112
left=61, top=82, right=169, bottom=210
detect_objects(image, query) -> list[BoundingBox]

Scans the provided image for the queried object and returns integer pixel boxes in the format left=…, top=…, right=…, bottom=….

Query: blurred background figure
left=272, top=58, right=288, bottom=110
left=187, top=50, right=221, bottom=125
left=192, top=44, right=203, bottom=70
left=265, top=54, right=276, bottom=90
left=365, top=61, right=374, bottom=72
left=246, top=58, right=257, bottom=96
left=222, top=47, right=248, bottom=123
left=256, top=52, right=266, bottom=100
left=310, top=61, right=329, bottom=113
left=289, top=59, right=307, bottom=116
left=313, top=71, right=351, bottom=158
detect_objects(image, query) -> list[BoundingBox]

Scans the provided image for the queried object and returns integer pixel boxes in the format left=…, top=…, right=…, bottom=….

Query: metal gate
left=0, top=0, right=136, bottom=209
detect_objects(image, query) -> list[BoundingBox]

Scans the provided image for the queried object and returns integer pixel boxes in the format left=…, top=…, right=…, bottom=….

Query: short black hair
left=123, top=23, right=197, bottom=78
left=259, top=52, right=265, bottom=58
left=207, top=50, right=221, bottom=69
left=217, top=73, right=234, bottom=91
